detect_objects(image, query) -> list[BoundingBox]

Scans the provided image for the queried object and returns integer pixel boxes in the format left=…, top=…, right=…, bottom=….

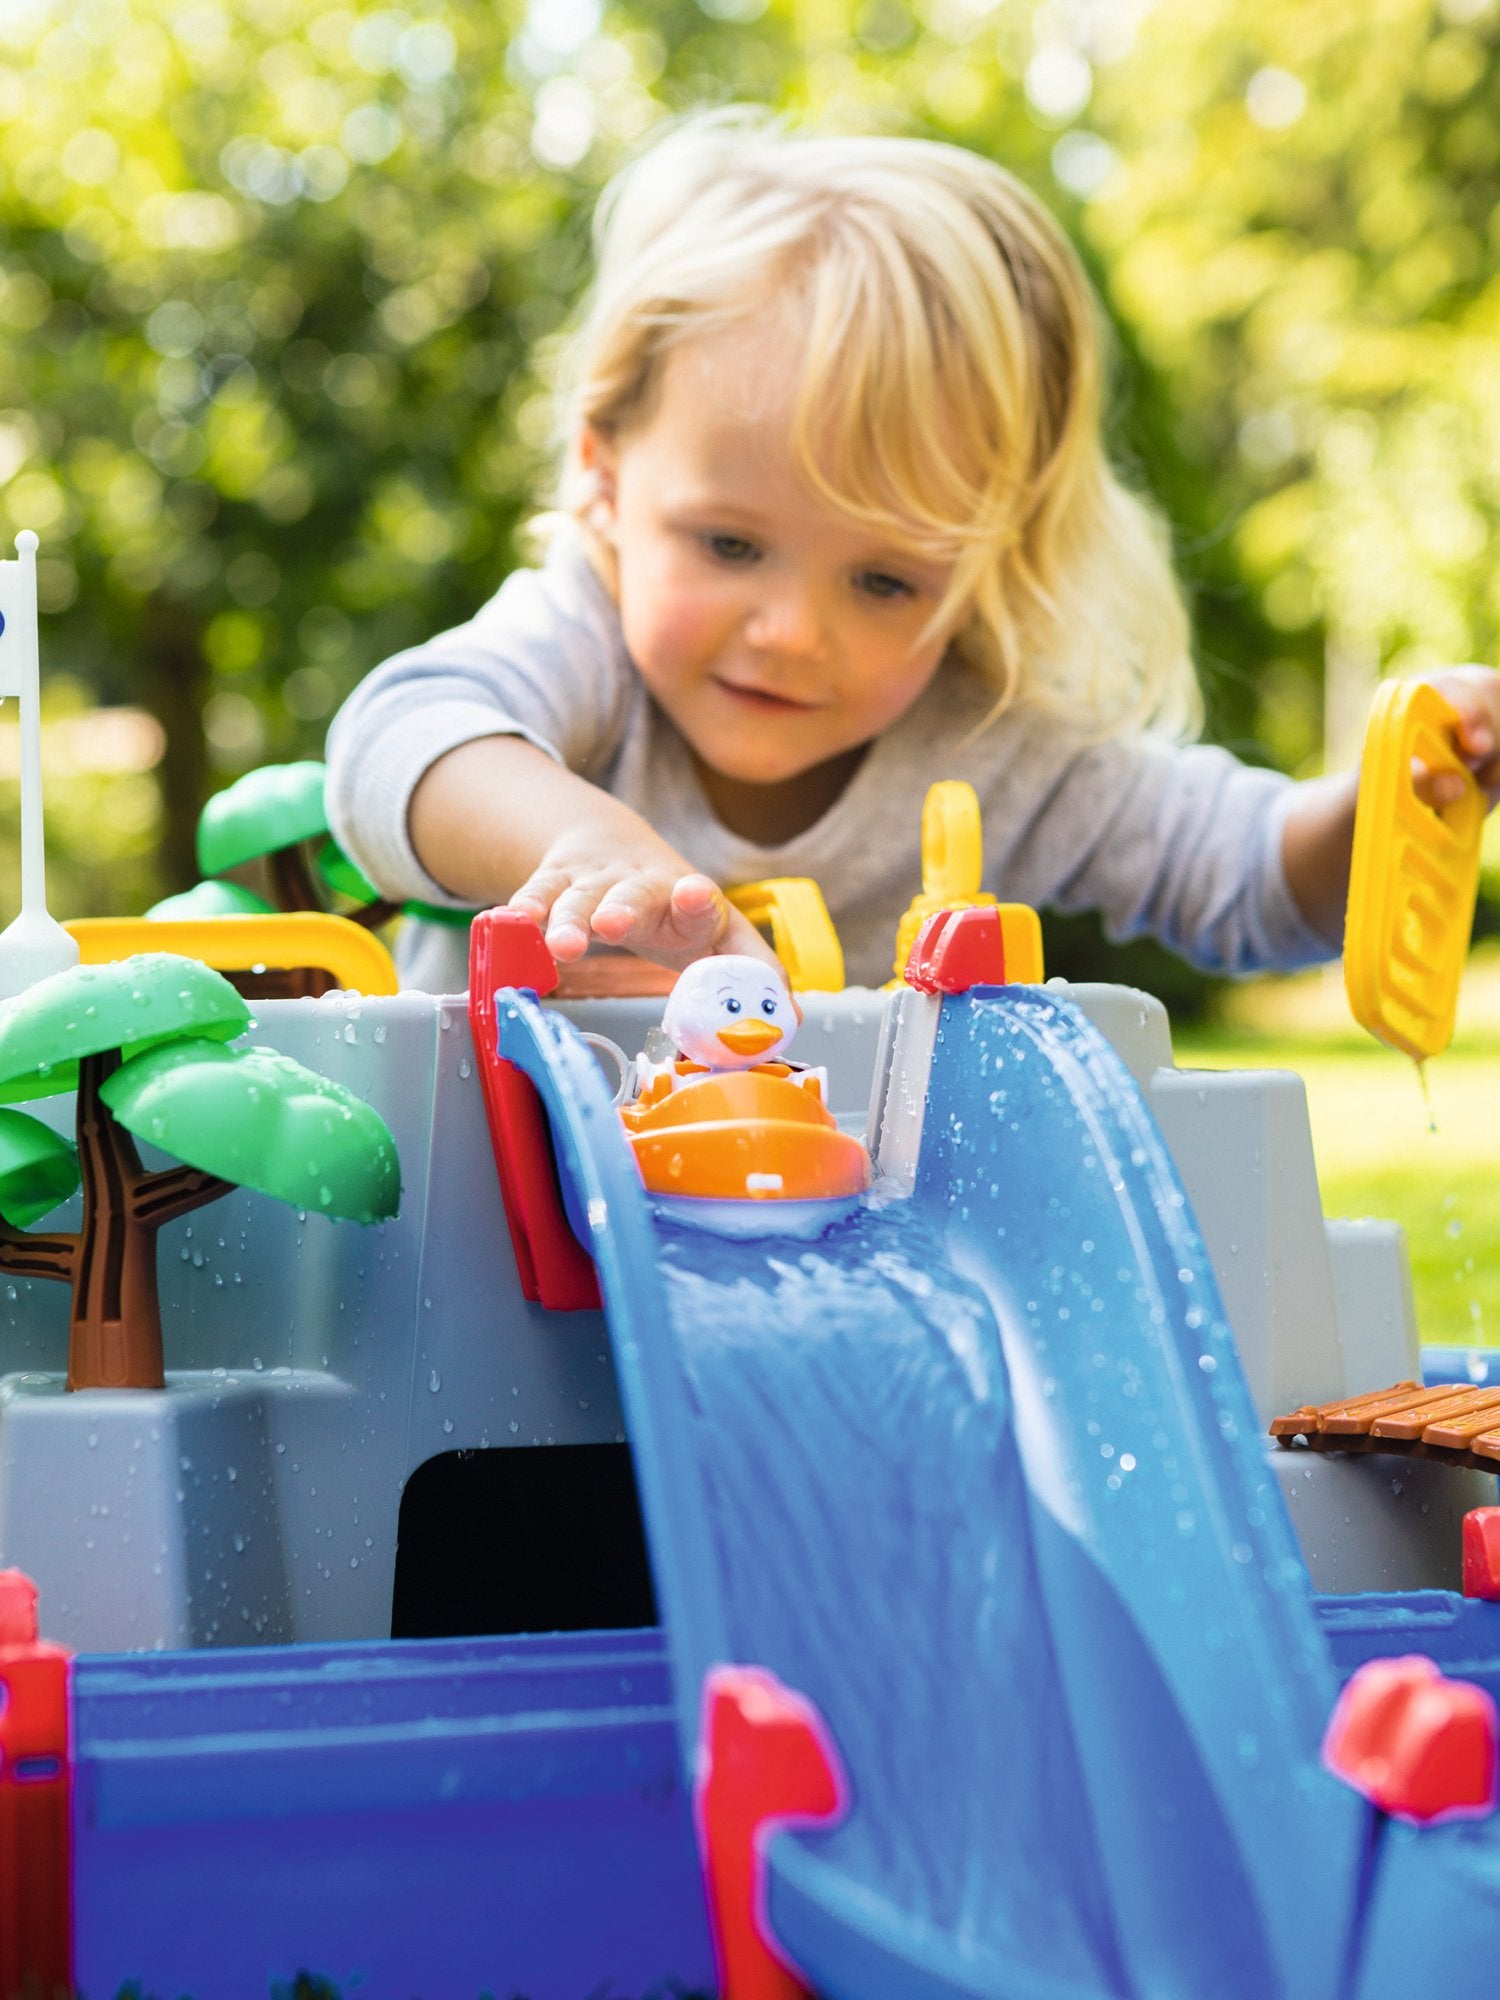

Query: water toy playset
left=4, top=532, right=1500, bottom=2000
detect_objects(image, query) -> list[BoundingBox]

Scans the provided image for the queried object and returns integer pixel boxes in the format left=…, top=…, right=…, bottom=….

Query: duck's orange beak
left=717, top=1018, right=783, bottom=1056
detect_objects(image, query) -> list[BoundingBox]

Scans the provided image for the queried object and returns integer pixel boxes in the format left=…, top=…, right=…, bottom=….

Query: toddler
left=326, top=109, right=1500, bottom=995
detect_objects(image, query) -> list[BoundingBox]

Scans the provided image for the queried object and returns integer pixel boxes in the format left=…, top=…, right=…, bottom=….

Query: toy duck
left=629, top=955, right=825, bottom=1109
left=621, top=955, right=869, bottom=1207
left=661, top=956, right=795, bottom=1070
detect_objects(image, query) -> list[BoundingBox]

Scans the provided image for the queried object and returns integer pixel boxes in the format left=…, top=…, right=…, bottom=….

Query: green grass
left=1173, top=1025, right=1500, bottom=1351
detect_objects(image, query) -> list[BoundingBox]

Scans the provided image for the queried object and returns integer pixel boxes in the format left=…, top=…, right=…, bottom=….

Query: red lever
left=903, top=906, right=1007, bottom=993
left=1322, top=1653, right=1498, bottom=1824
left=696, top=1666, right=847, bottom=2000
left=468, top=909, right=602, bottom=1312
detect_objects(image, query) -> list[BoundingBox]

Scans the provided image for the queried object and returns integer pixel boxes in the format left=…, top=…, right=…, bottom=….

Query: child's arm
left=1281, top=664, right=1500, bottom=941
left=408, top=735, right=782, bottom=974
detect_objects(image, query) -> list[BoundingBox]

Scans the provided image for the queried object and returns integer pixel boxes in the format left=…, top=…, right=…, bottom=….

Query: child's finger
left=589, top=888, right=642, bottom=945
left=1412, top=748, right=1500, bottom=811
left=508, top=866, right=569, bottom=923
left=1420, top=666, right=1500, bottom=768
left=509, top=876, right=590, bottom=956
left=1412, top=759, right=1470, bottom=810
left=539, top=882, right=600, bottom=959
left=506, top=886, right=551, bottom=924
left=669, top=873, right=728, bottom=939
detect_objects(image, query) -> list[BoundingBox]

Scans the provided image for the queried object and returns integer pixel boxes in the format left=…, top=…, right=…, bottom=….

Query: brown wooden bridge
left=1271, top=1380, right=1500, bottom=1471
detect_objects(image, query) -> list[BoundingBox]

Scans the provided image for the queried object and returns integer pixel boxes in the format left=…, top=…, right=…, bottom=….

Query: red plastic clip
left=0, top=1569, right=37, bottom=1646
left=903, top=906, right=1007, bottom=994
left=695, top=1665, right=847, bottom=2000
left=1322, top=1653, right=1498, bottom=1823
left=468, top=909, right=602, bottom=1312
left=1462, top=1506, right=1500, bottom=1600
left=0, top=1570, right=72, bottom=2000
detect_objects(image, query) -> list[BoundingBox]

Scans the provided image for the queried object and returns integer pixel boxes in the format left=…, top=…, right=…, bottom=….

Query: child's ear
left=579, top=425, right=619, bottom=530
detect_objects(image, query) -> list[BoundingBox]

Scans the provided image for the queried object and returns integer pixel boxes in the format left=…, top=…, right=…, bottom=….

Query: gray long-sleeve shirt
left=325, top=526, right=1335, bottom=993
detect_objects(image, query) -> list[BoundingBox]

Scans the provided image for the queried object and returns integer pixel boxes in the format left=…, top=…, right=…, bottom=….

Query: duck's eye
left=725, top=997, right=742, bottom=1014
left=761, top=998, right=777, bottom=1016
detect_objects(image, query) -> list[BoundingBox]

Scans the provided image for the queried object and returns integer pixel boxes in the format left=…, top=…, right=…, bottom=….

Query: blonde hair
left=552, top=108, right=1201, bottom=742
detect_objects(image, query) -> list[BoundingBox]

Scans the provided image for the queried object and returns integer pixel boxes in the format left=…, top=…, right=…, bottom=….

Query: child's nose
left=747, top=581, right=830, bottom=659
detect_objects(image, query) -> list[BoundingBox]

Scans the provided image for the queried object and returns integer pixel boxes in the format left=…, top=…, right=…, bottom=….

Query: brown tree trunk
left=268, top=843, right=322, bottom=912
left=261, top=845, right=339, bottom=997
left=66, top=1053, right=233, bottom=1391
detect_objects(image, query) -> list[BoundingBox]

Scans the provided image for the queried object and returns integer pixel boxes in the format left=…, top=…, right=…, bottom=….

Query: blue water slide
left=497, top=986, right=1368, bottom=2000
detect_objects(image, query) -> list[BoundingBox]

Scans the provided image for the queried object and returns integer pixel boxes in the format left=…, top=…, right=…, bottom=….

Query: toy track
left=1270, top=1380, right=1500, bottom=1469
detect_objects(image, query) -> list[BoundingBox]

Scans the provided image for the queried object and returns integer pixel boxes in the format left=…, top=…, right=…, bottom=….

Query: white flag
left=0, top=531, right=37, bottom=702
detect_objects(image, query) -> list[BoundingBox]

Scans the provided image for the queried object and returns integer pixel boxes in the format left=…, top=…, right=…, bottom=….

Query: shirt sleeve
left=998, top=729, right=1338, bottom=975
left=324, top=530, right=633, bottom=907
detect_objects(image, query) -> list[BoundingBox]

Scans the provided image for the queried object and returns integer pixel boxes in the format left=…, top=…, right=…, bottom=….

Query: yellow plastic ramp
left=1344, top=678, right=1484, bottom=1061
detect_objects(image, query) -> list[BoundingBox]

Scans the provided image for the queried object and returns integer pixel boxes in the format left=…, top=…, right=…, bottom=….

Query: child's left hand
left=1418, top=665, right=1500, bottom=808
left=1285, top=662, right=1500, bottom=943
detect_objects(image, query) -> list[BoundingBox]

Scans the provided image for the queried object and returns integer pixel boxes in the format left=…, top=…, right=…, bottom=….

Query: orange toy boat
left=621, top=1063, right=871, bottom=1204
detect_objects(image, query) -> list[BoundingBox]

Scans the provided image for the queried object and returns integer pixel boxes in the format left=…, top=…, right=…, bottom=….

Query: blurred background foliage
left=0, top=0, right=1498, bottom=1004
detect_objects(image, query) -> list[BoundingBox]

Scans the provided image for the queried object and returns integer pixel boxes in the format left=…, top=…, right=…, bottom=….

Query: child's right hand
left=408, top=735, right=787, bottom=983
left=507, top=827, right=781, bottom=978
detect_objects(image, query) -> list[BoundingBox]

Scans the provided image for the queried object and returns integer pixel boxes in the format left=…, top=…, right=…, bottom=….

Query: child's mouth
left=715, top=680, right=815, bottom=714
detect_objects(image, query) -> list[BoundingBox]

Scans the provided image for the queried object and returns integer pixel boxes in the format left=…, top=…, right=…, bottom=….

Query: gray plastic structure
left=0, top=974, right=1479, bottom=1652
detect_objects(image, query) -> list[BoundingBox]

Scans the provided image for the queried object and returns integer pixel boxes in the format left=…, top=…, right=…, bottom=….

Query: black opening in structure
left=392, top=1441, right=659, bottom=1640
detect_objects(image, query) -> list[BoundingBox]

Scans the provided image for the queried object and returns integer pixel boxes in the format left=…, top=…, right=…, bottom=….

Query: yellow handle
left=68, top=914, right=400, bottom=996
left=1344, top=678, right=1484, bottom=1061
left=726, top=878, right=845, bottom=992
left=887, top=781, right=1044, bottom=984
left=921, top=781, right=985, bottom=902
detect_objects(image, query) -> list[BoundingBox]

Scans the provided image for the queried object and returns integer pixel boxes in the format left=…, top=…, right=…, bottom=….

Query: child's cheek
left=625, top=569, right=722, bottom=688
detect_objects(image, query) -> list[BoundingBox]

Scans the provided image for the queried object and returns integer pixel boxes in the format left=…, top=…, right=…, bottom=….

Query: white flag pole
left=0, top=531, right=79, bottom=999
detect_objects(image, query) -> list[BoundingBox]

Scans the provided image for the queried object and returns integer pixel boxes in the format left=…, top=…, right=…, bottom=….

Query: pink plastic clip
left=1322, top=1653, right=1498, bottom=1824
left=695, top=1665, right=847, bottom=2000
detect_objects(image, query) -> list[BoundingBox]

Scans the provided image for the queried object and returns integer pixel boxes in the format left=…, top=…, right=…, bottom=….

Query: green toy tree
left=158, top=761, right=404, bottom=998
left=0, top=952, right=400, bottom=1391
left=194, top=761, right=399, bottom=926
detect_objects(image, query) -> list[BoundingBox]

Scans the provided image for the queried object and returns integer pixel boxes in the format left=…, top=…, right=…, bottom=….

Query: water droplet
left=428, top=1370, right=441, bottom=1393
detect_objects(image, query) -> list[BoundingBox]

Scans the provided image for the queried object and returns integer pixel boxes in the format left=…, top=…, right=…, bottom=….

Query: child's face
left=585, top=326, right=959, bottom=803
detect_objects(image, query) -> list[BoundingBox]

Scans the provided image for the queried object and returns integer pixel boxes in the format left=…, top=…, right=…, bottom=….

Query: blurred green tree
left=1081, top=0, right=1500, bottom=767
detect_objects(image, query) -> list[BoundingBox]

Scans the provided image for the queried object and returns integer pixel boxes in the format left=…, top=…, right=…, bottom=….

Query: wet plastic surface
left=499, top=984, right=1371, bottom=2000
left=71, top=1629, right=714, bottom=1999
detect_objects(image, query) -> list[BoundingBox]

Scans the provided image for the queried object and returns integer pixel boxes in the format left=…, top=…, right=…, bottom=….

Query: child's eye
left=856, top=569, right=916, bottom=601
left=703, top=534, right=760, bottom=565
